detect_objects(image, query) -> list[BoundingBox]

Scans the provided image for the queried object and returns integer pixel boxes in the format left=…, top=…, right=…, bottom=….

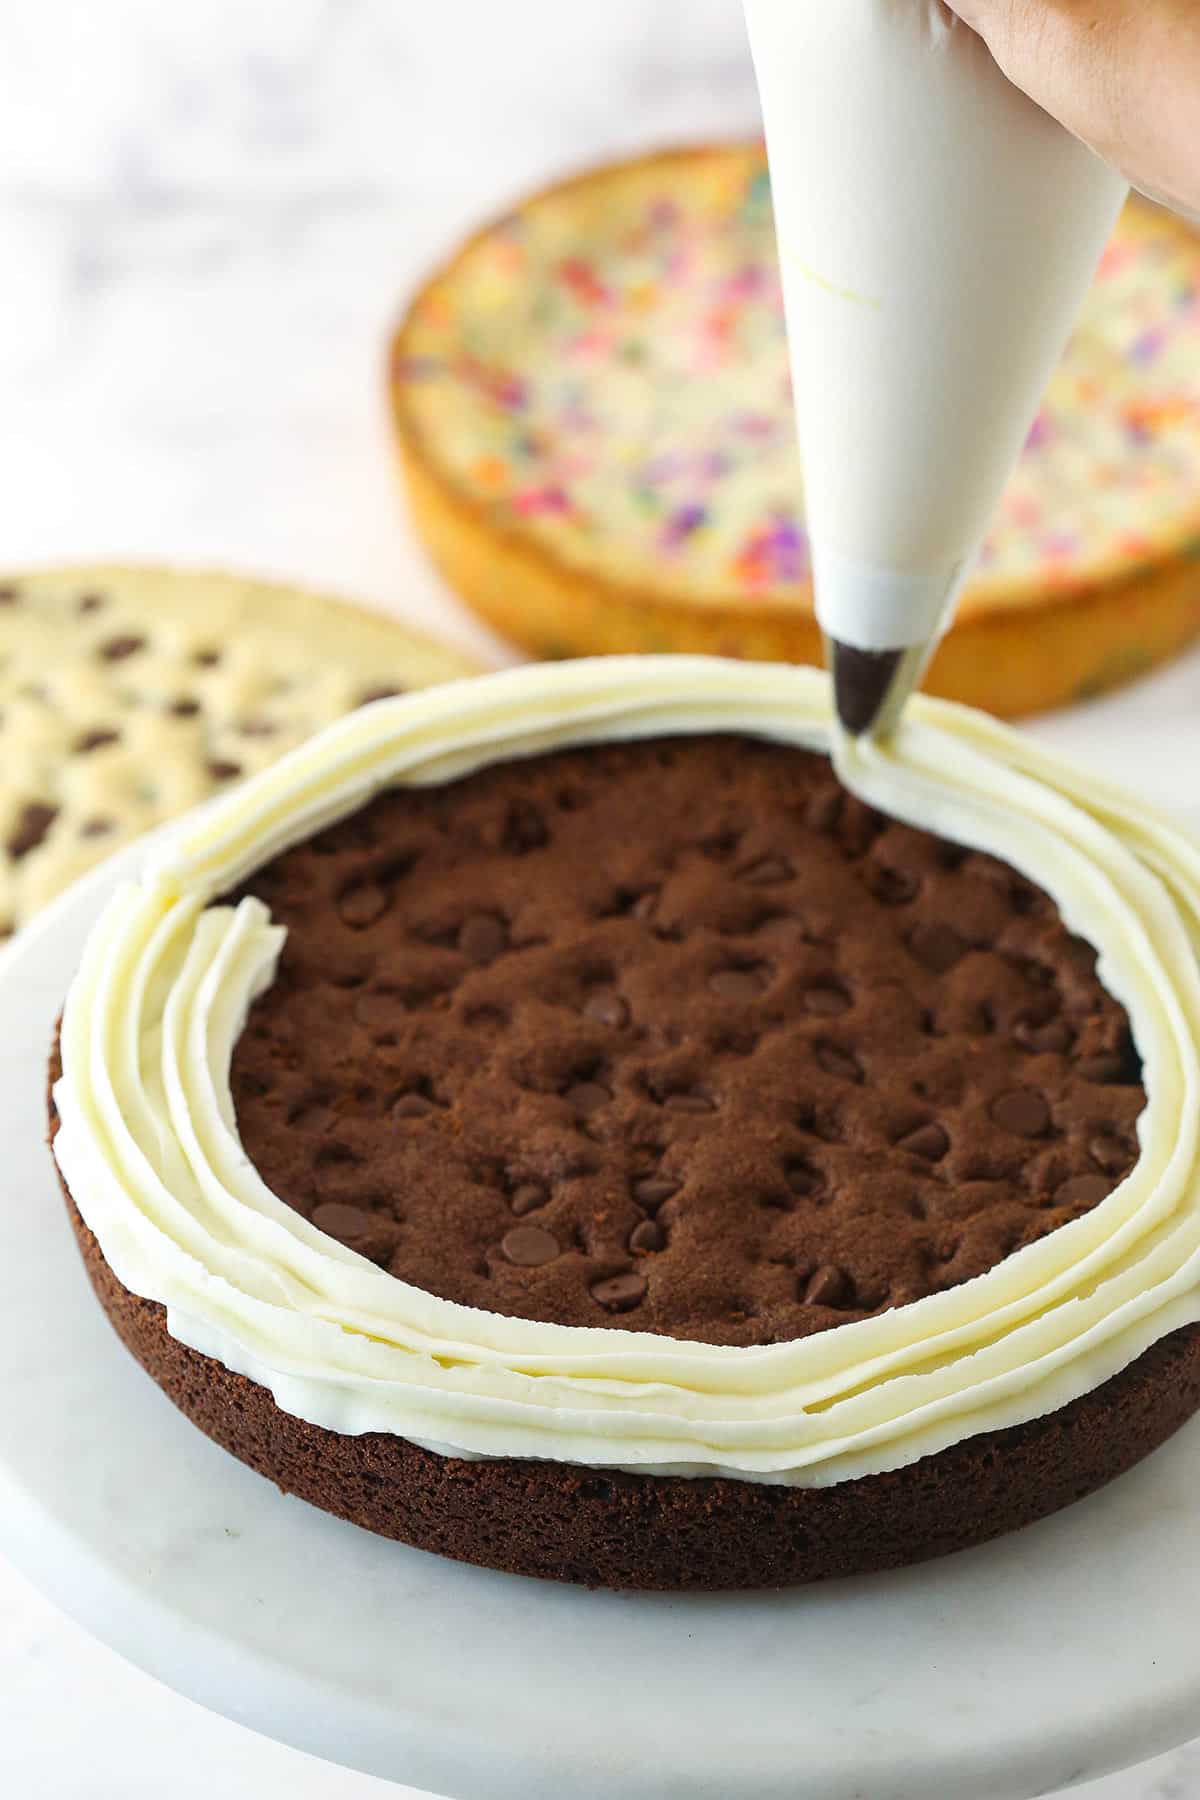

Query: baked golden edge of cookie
left=387, top=144, right=1200, bottom=718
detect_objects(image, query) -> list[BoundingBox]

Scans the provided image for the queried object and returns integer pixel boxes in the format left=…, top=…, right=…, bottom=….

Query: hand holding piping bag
left=947, top=0, right=1200, bottom=218
left=742, top=0, right=1129, bottom=738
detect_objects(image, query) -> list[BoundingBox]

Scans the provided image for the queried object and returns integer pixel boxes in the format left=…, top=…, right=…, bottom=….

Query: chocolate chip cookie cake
left=49, top=658, right=1200, bottom=1588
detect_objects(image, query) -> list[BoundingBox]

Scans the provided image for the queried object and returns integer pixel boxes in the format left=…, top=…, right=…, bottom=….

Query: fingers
left=947, top=2, right=1105, bottom=113
left=945, top=3, right=1127, bottom=159
left=945, top=0, right=1200, bottom=216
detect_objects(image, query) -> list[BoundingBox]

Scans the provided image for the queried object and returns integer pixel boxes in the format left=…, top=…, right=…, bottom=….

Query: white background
left=2, top=3, right=1200, bottom=1795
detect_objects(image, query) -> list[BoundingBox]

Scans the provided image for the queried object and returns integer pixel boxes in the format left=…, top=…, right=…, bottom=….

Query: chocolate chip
left=502, top=799, right=548, bottom=853
left=803, top=983, right=851, bottom=1016
left=807, top=788, right=843, bottom=833
left=168, top=697, right=202, bottom=718
left=338, top=881, right=388, bottom=929
left=664, top=1090, right=714, bottom=1114
left=741, top=856, right=792, bottom=885
left=700, top=830, right=741, bottom=863
left=784, top=1158, right=821, bottom=1196
left=288, top=1092, right=333, bottom=1131
left=312, top=1202, right=374, bottom=1243
left=709, top=966, right=767, bottom=1000
left=312, top=1202, right=397, bottom=1263
left=838, top=797, right=884, bottom=856
left=458, top=913, right=508, bottom=963
left=206, top=759, right=243, bottom=782
left=315, top=1139, right=359, bottom=1175
left=193, top=647, right=222, bottom=667
left=510, top=1183, right=548, bottom=1216
left=908, top=921, right=968, bottom=973
left=758, top=1186, right=793, bottom=1211
left=566, top=1080, right=610, bottom=1116
left=897, top=1122, right=949, bottom=1161
left=80, top=816, right=114, bottom=838
left=98, top=633, right=146, bottom=661
left=629, top=1219, right=665, bottom=1252
left=392, top=1092, right=436, bottom=1119
left=357, top=685, right=404, bottom=707
left=590, top=1271, right=647, bottom=1312
left=1055, top=1173, right=1113, bottom=1209
left=0, top=585, right=18, bottom=605
left=73, top=728, right=120, bottom=754
left=1014, top=1015, right=1074, bottom=1055
left=803, top=1264, right=849, bottom=1306
left=867, top=863, right=919, bottom=906
left=990, top=1088, right=1051, bottom=1138
left=501, top=1225, right=559, bottom=1266
left=6, top=801, right=57, bottom=860
left=76, top=591, right=103, bottom=612
left=632, top=1175, right=678, bottom=1209
left=814, top=1042, right=863, bottom=1084
left=1089, top=1133, right=1133, bottom=1174
left=584, top=990, right=629, bottom=1028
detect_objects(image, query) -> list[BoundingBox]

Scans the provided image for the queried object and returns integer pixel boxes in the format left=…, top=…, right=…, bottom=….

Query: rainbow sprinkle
left=398, top=149, right=1200, bottom=604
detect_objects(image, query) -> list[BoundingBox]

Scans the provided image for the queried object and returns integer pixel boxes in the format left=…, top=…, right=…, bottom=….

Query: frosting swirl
left=52, top=658, right=1200, bottom=1484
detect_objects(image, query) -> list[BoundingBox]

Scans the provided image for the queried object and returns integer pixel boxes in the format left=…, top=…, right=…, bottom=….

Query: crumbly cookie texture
left=0, top=565, right=475, bottom=937
left=228, top=735, right=1143, bottom=1348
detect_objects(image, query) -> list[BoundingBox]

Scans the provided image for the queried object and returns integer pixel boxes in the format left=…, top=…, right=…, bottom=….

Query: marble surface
left=2, top=2, right=1199, bottom=1796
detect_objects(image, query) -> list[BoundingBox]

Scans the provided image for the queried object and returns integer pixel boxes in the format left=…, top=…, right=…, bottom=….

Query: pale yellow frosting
left=51, top=659, right=1200, bottom=1484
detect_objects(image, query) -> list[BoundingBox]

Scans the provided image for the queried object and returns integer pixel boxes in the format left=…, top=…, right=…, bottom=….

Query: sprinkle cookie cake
left=391, top=146, right=1200, bottom=716
left=49, top=659, right=1200, bottom=1588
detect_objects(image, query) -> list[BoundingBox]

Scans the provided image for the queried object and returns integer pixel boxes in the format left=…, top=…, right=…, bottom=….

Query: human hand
left=946, top=0, right=1200, bottom=216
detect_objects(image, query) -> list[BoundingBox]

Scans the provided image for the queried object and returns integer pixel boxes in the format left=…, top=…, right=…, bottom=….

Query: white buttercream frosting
left=51, top=658, right=1200, bottom=1485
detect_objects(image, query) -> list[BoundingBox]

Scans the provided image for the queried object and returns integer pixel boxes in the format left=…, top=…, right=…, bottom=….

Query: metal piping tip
left=826, top=638, right=930, bottom=740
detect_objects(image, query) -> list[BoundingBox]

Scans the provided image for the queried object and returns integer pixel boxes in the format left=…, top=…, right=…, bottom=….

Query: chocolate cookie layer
left=226, top=735, right=1144, bottom=1348
left=54, top=1142, right=1200, bottom=1590
left=52, top=733, right=1189, bottom=1591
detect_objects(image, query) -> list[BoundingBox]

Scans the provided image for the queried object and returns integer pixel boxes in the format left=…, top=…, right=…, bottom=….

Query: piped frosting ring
left=52, top=657, right=1200, bottom=1485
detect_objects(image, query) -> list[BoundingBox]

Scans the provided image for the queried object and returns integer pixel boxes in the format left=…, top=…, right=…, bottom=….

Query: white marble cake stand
left=3, top=847, right=1200, bottom=1800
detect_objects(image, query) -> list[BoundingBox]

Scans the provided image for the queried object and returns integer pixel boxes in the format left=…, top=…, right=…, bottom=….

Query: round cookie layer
left=52, top=1141, right=1200, bottom=1590
left=0, top=563, right=476, bottom=940
left=224, top=735, right=1144, bottom=1350
left=47, top=659, right=1200, bottom=1577
left=391, top=146, right=1200, bottom=715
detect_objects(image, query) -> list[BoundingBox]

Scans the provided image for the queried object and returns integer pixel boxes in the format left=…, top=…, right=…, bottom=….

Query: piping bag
left=743, top=0, right=1128, bottom=736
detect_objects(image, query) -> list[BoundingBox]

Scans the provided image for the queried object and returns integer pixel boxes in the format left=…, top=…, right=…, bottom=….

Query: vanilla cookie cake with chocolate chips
left=0, top=564, right=475, bottom=943
left=48, top=659, right=1200, bottom=1588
